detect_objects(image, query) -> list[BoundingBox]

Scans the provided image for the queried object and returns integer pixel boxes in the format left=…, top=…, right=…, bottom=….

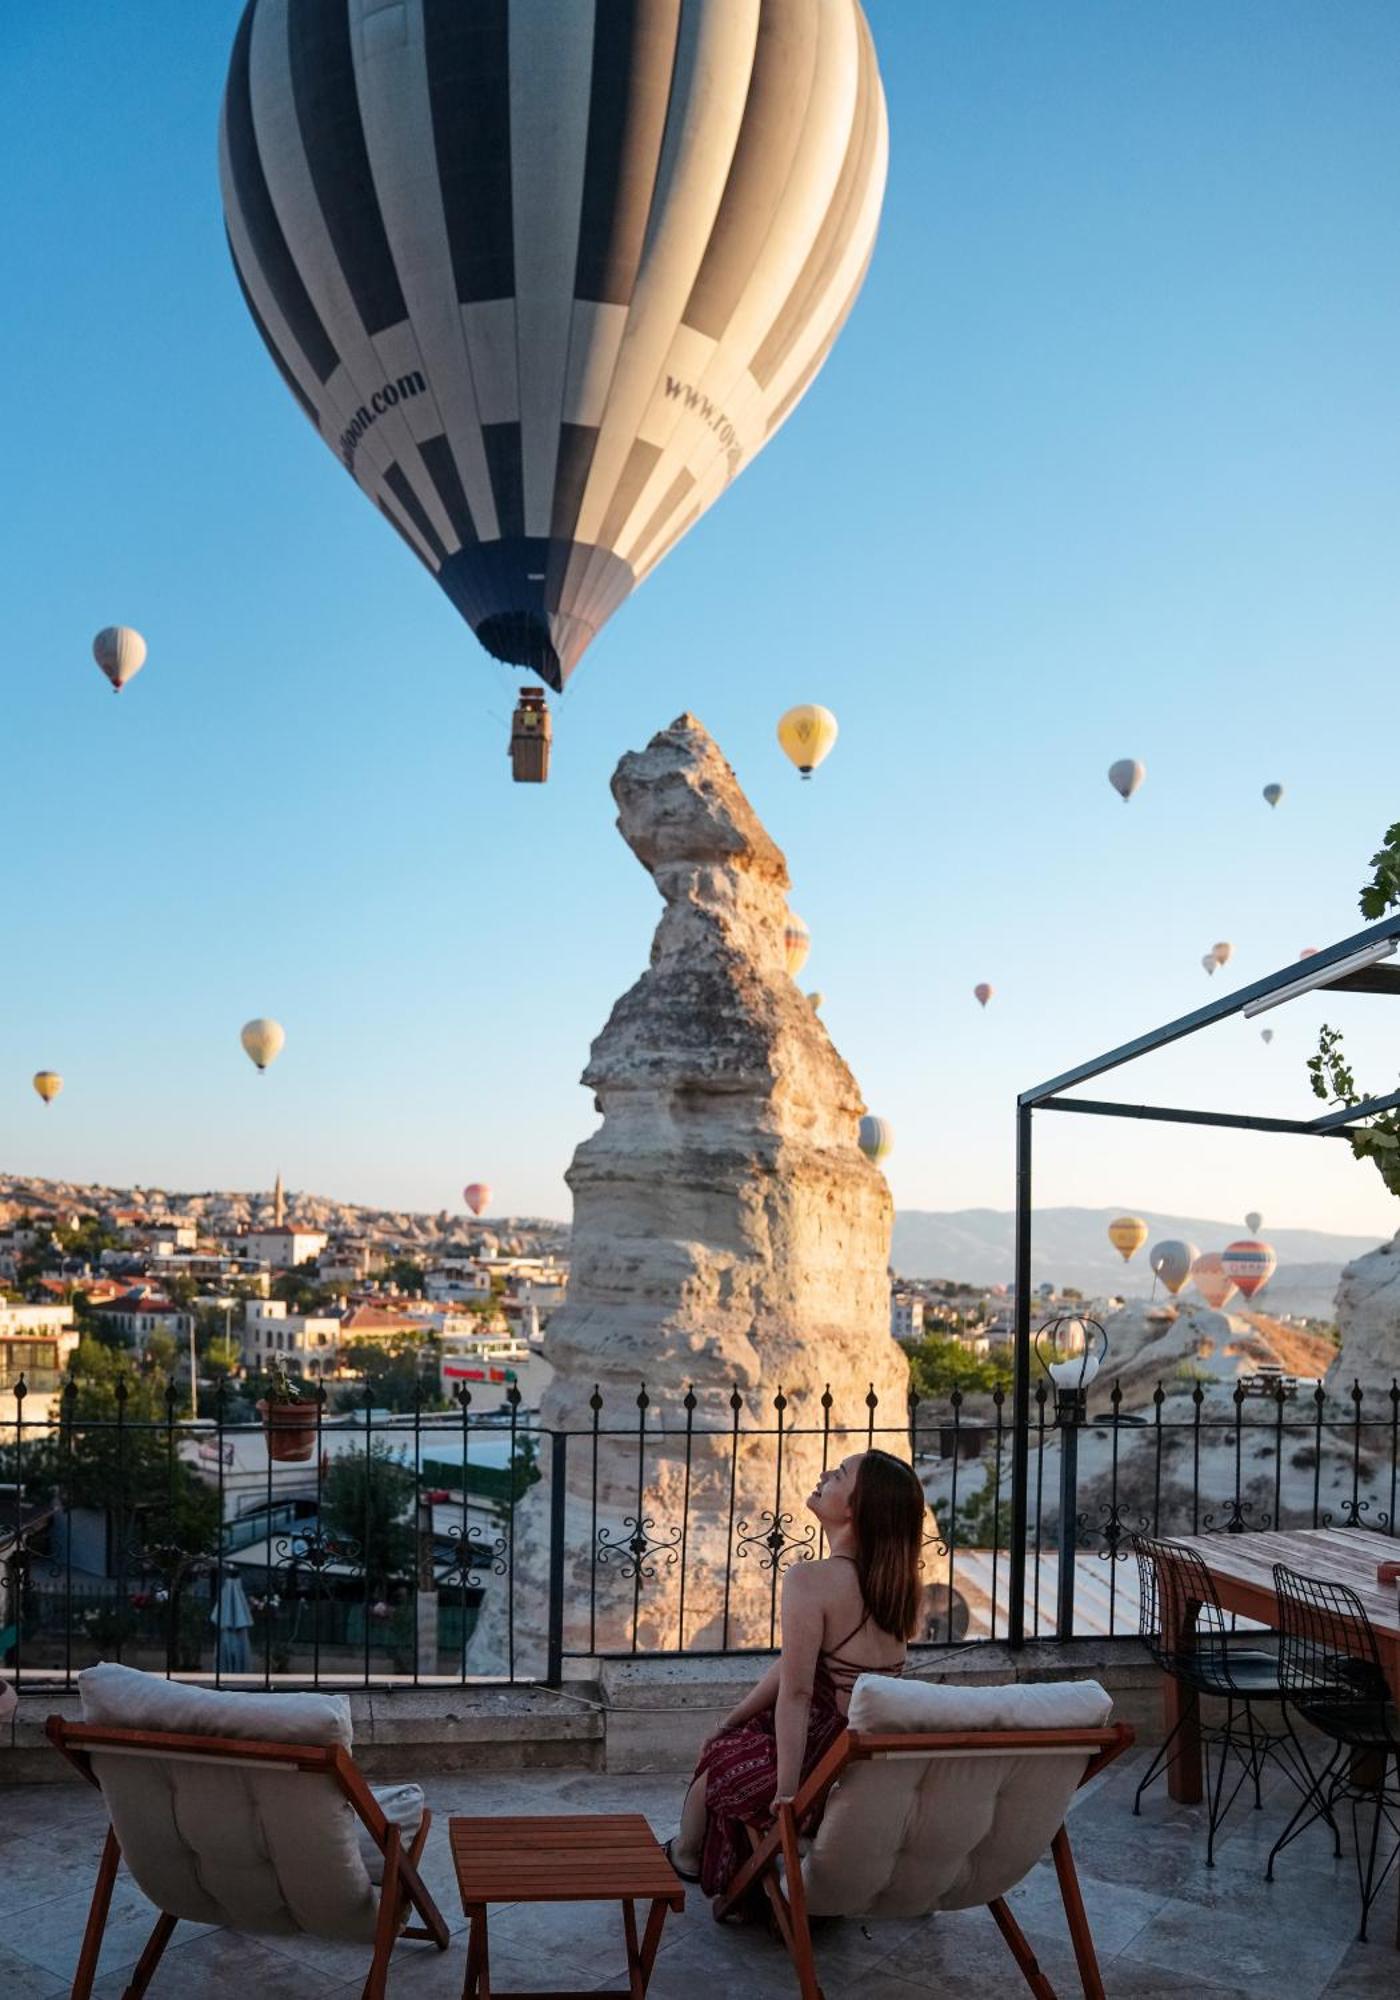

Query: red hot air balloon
left=974, top=983, right=993, bottom=1009
left=1221, top=1239, right=1276, bottom=1300
left=1190, top=1252, right=1238, bottom=1311
left=463, top=1183, right=492, bottom=1218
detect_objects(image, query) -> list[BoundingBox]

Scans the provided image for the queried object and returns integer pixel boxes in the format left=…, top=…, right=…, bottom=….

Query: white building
left=0, top=1303, right=80, bottom=1421
left=438, top=1327, right=551, bottom=1411
left=88, top=1291, right=192, bottom=1349
left=241, top=1224, right=330, bottom=1269
left=891, top=1293, right=926, bottom=1342
left=243, top=1299, right=342, bottom=1376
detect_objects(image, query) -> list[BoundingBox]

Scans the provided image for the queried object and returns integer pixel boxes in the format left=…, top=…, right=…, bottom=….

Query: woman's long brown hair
left=851, top=1449, right=927, bottom=1640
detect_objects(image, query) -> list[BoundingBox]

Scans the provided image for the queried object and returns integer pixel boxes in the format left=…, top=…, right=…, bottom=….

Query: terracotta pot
left=257, top=1398, right=319, bottom=1463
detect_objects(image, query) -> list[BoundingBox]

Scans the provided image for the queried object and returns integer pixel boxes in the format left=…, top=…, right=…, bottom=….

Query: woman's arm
left=772, top=1565, right=824, bottom=1803
left=717, top=1658, right=781, bottom=1732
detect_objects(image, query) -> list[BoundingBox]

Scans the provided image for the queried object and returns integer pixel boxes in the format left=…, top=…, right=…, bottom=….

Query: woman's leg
left=672, top=1771, right=708, bottom=1873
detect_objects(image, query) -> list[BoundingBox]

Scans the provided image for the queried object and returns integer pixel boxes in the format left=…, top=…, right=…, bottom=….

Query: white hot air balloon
left=1108, top=759, right=1144, bottom=803
left=240, top=1018, right=285, bottom=1073
left=93, top=626, right=147, bottom=693
left=220, top=1, right=888, bottom=760
left=1245, top=1211, right=1263, bottom=1236
left=1260, top=1028, right=1274, bottom=1045
left=1201, top=953, right=1217, bottom=976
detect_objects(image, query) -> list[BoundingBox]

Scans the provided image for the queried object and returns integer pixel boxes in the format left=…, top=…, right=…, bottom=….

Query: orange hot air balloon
left=1222, top=1238, right=1276, bottom=1300
left=463, top=1184, right=492, bottom=1218
left=974, top=983, right=993, bottom=1009
left=1190, top=1252, right=1238, bottom=1311
left=1107, top=1215, right=1148, bottom=1262
left=784, top=915, right=812, bottom=978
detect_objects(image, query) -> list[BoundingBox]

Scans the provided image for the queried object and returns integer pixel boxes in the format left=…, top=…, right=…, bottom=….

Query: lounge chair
left=47, top=1661, right=449, bottom=1999
left=715, top=1675, right=1131, bottom=2000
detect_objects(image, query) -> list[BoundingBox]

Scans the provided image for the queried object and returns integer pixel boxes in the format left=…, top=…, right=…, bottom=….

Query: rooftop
left=0, top=1725, right=1387, bottom=1998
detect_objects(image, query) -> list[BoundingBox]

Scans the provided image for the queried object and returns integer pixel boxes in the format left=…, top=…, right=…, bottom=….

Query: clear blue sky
left=5, top=2, right=1399, bottom=1239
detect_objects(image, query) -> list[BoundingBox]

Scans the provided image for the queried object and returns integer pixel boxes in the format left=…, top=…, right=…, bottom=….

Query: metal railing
left=0, top=1368, right=1397, bottom=1693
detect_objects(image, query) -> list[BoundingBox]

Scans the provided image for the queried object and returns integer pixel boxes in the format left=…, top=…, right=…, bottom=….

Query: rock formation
left=1326, top=1228, right=1400, bottom=1395
left=475, top=714, right=909, bottom=1667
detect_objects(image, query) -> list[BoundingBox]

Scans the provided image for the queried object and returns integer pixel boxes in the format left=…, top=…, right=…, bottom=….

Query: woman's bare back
left=809, top=1554, right=907, bottom=1711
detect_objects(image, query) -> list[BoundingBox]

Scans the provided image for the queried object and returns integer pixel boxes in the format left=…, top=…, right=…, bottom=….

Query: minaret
left=273, top=1171, right=285, bottom=1228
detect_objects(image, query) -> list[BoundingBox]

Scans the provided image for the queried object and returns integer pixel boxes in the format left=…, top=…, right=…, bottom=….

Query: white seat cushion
left=77, top=1664, right=383, bottom=1940
left=801, top=1675, right=1112, bottom=1921
left=360, top=1783, right=426, bottom=1883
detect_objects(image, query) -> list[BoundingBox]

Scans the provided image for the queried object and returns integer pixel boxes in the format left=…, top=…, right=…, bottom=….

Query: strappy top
left=819, top=1556, right=907, bottom=1697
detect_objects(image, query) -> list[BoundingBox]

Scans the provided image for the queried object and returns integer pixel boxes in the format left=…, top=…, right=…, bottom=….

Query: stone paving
left=0, top=1741, right=1394, bottom=1997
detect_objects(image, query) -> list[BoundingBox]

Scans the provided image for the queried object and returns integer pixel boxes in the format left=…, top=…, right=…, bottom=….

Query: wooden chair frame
left=46, top=1715, right=451, bottom=2000
left=714, top=1722, right=1134, bottom=2000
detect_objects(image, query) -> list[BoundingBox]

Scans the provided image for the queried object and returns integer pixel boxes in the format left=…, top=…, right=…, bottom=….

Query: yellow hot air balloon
left=777, top=706, right=839, bottom=780
left=785, top=915, right=812, bottom=978
left=240, top=1018, right=285, bottom=1073
left=1108, top=1215, right=1148, bottom=1262
left=32, top=1071, right=62, bottom=1105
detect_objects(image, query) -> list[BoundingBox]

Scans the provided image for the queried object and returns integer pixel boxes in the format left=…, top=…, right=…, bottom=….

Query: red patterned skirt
left=693, top=1676, right=848, bottom=1900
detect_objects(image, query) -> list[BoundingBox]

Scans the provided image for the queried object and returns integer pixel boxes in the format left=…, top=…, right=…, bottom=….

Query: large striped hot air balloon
left=1222, top=1238, right=1276, bottom=1300
left=220, top=0, right=888, bottom=742
left=1107, top=1215, right=1148, bottom=1262
left=1190, top=1252, right=1238, bottom=1311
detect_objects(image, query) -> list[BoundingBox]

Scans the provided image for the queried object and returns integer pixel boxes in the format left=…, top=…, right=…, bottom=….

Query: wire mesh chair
left=1270, top=1562, right=1400, bottom=1943
left=1132, top=1534, right=1324, bottom=1865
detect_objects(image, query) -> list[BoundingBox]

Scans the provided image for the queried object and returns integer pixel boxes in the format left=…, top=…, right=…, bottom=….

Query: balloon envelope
left=1108, top=759, right=1144, bottom=802
left=974, top=983, right=993, bottom=1008
left=1222, top=1238, right=1276, bottom=1299
left=858, top=1115, right=893, bottom=1163
left=93, top=626, right=146, bottom=693
left=1245, top=1211, right=1263, bottom=1235
left=1108, top=1215, right=1149, bottom=1261
left=1211, top=941, right=1233, bottom=967
left=220, top=0, right=887, bottom=695
left=1150, top=1239, right=1198, bottom=1296
left=463, top=1183, right=492, bottom=1217
left=1263, top=783, right=1284, bottom=808
left=1191, top=1252, right=1238, bottom=1311
left=240, top=1018, right=285, bottom=1072
left=806, top=990, right=824, bottom=1010
left=1260, top=1028, right=1274, bottom=1045
left=778, top=706, right=839, bottom=778
left=785, top=915, right=812, bottom=978
left=1201, top=954, right=1217, bottom=975
left=32, top=1070, right=62, bottom=1105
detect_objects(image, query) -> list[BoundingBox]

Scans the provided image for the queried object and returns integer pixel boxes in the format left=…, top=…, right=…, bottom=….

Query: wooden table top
left=448, top=1814, right=685, bottom=1908
left=1172, top=1526, right=1400, bottom=1641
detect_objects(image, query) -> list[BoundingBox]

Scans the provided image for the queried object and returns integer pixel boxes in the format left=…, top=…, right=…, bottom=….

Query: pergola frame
left=1007, top=910, right=1400, bottom=1649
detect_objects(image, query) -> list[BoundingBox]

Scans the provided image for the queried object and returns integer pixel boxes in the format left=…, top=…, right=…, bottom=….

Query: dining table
left=1160, top=1526, right=1400, bottom=1802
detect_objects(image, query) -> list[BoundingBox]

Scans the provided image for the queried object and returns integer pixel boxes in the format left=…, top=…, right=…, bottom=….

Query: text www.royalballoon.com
left=338, top=370, right=428, bottom=470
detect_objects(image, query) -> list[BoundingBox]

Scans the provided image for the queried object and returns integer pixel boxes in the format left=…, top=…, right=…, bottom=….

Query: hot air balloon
left=1190, top=1252, right=1238, bottom=1311
left=858, top=1115, right=893, bottom=1163
left=240, top=1018, right=285, bottom=1073
left=32, top=1071, right=62, bottom=1106
left=1222, top=1238, right=1276, bottom=1299
left=1211, top=942, right=1233, bottom=968
left=778, top=706, right=839, bottom=779
left=1108, top=759, right=1144, bottom=802
left=93, top=627, right=146, bottom=694
left=1201, top=954, right=1217, bottom=976
left=806, top=991, right=824, bottom=1011
left=1245, top=1211, right=1263, bottom=1236
left=220, top=2, right=888, bottom=773
left=1150, top=1240, right=1198, bottom=1297
left=463, top=1183, right=492, bottom=1218
left=785, top=915, right=812, bottom=978
left=1299, top=947, right=1319, bottom=959
left=1263, top=783, right=1283, bottom=809
left=1108, top=1216, right=1148, bottom=1262
left=1260, top=1028, right=1274, bottom=1045
left=974, top=983, right=993, bottom=1009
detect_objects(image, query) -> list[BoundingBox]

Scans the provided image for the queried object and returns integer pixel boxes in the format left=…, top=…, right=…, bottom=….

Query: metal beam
left=1308, top=1088, right=1400, bottom=1133
left=1008, top=1102, right=1033, bottom=1652
left=1037, top=1096, right=1356, bottom=1139
left=1019, top=913, right=1400, bottom=1108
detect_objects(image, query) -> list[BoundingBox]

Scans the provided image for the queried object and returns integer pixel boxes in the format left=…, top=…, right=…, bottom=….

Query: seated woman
left=668, top=1446, right=927, bottom=1899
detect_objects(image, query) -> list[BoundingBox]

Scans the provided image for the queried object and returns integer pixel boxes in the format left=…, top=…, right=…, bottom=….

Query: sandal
left=663, top=1837, right=702, bottom=1885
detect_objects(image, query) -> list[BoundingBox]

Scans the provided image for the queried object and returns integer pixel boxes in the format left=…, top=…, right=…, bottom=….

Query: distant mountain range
left=891, top=1207, right=1389, bottom=1319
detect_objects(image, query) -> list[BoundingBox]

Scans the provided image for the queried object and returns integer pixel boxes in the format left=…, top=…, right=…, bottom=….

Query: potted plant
left=256, top=1365, right=321, bottom=1463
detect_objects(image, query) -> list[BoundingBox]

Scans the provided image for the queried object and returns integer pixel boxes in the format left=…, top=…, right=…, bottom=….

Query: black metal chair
left=1132, top=1533, right=1323, bottom=1865
left=1270, top=1561, right=1400, bottom=1943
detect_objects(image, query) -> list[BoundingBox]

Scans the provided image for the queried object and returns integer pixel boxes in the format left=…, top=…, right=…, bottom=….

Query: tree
left=319, top=1441, right=416, bottom=1594
left=334, top=1338, right=448, bottom=1414
left=271, top=1268, right=340, bottom=1314
left=1308, top=1024, right=1400, bottom=1200
left=383, top=1256, right=426, bottom=1295
left=907, top=1334, right=1012, bottom=1401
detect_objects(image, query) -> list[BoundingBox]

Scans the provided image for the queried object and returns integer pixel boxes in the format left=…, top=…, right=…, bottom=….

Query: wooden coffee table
left=448, top=1813, right=685, bottom=1999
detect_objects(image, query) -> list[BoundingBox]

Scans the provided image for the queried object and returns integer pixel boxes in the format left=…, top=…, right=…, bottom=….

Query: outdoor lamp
left=1033, top=1313, right=1108, bottom=1644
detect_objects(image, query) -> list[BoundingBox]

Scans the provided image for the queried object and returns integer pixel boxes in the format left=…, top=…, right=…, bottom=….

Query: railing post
left=1008, top=1099, right=1033, bottom=1649
left=545, top=1428, right=567, bottom=1688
